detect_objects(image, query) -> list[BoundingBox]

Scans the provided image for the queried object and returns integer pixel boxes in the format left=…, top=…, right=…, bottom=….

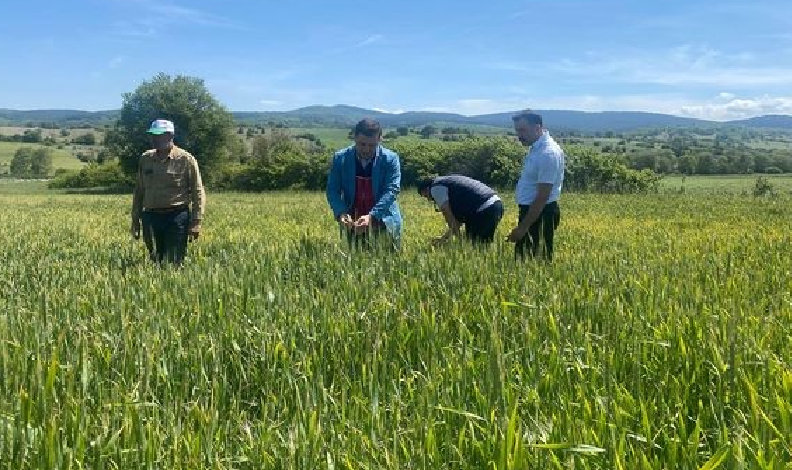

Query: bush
left=10, top=147, right=53, bottom=178
left=48, top=162, right=134, bottom=189
left=564, top=145, right=661, bottom=193
left=389, top=137, right=525, bottom=188
left=753, top=176, right=775, bottom=197
left=211, top=134, right=660, bottom=194
left=212, top=130, right=328, bottom=191
left=72, top=133, right=97, bottom=145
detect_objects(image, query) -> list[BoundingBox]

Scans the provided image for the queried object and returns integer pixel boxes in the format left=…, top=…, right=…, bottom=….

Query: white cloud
left=143, top=3, right=239, bottom=28
left=356, top=34, right=383, bottom=48
left=416, top=93, right=792, bottom=121
left=492, top=44, right=792, bottom=87
left=419, top=106, right=452, bottom=113
left=259, top=99, right=281, bottom=106
left=108, top=56, right=125, bottom=69
left=372, top=107, right=404, bottom=114
left=109, top=0, right=244, bottom=39
left=678, top=95, right=792, bottom=121
left=329, top=34, right=385, bottom=55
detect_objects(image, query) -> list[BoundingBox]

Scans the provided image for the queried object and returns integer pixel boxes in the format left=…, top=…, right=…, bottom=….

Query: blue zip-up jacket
left=326, top=145, right=403, bottom=246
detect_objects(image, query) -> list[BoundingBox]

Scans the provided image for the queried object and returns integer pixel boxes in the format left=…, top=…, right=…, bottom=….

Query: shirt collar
left=154, top=144, right=178, bottom=160
left=355, top=145, right=380, bottom=163
left=533, top=131, right=549, bottom=147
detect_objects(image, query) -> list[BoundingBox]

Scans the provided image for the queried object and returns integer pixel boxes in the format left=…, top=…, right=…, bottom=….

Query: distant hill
left=2, top=105, right=791, bottom=132
left=237, top=106, right=783, bottom=132
left=0, top=109, right=118, bottom=127
left=232, top=105, right=716, bottom=131
left=729, top=114, right=792, bottom=129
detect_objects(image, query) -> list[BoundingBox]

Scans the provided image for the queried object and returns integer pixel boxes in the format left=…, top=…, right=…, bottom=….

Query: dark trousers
left=141, top=207, right=190, bottom=264
left=515, top=201, right=560, bottom=261
left=464, top=200, right=504, bottom=244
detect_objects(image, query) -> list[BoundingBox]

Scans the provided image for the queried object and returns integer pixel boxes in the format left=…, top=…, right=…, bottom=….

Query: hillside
left=3, top=105, right=792, bottom=132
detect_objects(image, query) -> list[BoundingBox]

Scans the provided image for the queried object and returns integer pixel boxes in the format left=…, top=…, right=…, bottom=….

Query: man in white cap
left=131, top=119, right=205, bottom=265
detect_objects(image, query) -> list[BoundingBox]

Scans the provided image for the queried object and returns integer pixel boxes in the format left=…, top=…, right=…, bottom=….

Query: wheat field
left=0, top=189, right=790, bottom=469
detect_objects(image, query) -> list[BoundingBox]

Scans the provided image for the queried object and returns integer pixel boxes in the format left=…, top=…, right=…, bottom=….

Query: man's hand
left=354, top=214, right=373, bottom=234
left=339, top=213, right=354, bottom=230
left=131, top=220, right=141, bottom=240
left=188, top=221, right=201, bottom=241
left=431, top=235, right=448, bottom=247
left=507, top=225, right=527, bottom=243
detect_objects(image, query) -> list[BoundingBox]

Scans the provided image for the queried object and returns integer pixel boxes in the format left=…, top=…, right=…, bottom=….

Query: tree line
left=43, top=72, right=789, bottom=192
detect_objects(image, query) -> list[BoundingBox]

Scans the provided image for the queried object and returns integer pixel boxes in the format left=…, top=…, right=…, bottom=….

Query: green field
left=0, top=142, right=85, bottom=174
left=0, top=126, right=103, bottom=141
left=661, top=174, right=792, bottom=194
left=0, top=187, right=790, bottom=469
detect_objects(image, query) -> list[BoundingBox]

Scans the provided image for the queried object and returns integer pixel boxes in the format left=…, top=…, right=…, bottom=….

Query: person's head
left=417, top=177, right=435, bottom=201
left=147, top=119, right=175, bottom=151
left=353, top=118, right=382, bottom=159
left=512, top=111, right=544, bottom=146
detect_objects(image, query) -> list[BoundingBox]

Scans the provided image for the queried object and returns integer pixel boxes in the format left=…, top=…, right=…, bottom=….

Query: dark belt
left=144, top=204, right=188, bottom=214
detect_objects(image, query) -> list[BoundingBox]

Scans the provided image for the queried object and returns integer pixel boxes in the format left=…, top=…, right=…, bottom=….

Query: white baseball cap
left=147, top=119, right=175, bottom=135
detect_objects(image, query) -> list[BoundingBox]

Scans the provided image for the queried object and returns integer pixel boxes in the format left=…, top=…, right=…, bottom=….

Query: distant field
left=0, top=126, right=102, bottom=141
left=745, top=138, right=792, bottom=150
left=294, top=127, right=352, bottom=150
left=661, top=174, right=792, bottom=193
left=0, top=142, right=85, bottom=173
left=0, top=179, right=52, bottom=194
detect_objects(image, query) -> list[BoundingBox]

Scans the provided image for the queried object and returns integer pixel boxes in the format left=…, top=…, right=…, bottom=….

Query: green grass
left=0, top=189, right=790, bottom=468
left=0, top=179, right=53, bottom=194
left=661, top=174, right=792, bottom=194
left=0, top=142, right=85, bottom=174
left=294, top=127, right=353, bottom=150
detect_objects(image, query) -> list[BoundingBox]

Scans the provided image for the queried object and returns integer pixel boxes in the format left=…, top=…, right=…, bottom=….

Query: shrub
left=752, top=176, right=775, bottom=197
left=48, top=161, right=133, bottom=189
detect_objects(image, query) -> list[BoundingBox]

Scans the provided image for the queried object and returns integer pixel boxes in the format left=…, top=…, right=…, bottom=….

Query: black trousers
left=141, top=207, right=190, bottom=264
left=464, top=200, right=504, bottom=244
left=515, top=201, right=560, bottom=261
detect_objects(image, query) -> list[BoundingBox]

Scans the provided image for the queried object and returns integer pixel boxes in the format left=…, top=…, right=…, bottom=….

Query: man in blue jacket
left=326, top=119, right=403, bottom=249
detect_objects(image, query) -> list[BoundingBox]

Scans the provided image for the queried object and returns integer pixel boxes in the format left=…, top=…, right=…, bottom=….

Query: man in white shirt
left=507, top=111, right=565, bottom=261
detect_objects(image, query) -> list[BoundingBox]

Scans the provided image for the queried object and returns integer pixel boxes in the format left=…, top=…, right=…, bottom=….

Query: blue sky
left=2, top=0, right=791, bottom=120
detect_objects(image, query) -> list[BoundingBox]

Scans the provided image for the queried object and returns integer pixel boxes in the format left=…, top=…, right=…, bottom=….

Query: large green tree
left=105, top=73, right=238, bottom=182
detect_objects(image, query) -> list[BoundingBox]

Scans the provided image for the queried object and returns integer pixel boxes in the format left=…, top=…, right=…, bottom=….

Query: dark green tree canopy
left=105, top=73, right=237, bottom=181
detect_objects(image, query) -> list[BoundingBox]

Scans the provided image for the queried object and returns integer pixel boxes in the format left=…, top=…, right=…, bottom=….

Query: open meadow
left=0, top=182, right=790, bottom=469
left=0, top=142, right=85, bottom=174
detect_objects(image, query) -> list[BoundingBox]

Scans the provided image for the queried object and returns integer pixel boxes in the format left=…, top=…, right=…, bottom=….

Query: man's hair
left=512, top=110, right=543, bottom=126
left=416, top=177, right=436, bottom=194
left=353, top=118, right=382, bottom=137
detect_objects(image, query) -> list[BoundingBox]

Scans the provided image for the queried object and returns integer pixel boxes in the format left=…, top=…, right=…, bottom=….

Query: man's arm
left=508, top=183, right=551, bottom=242
left=434, top=202, right=461, bottom=244
left=188, top=157, right=205, bottom=236
left=131, top=163, right=144, bottom=239
left=326, top=152, right=348, bottom=220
